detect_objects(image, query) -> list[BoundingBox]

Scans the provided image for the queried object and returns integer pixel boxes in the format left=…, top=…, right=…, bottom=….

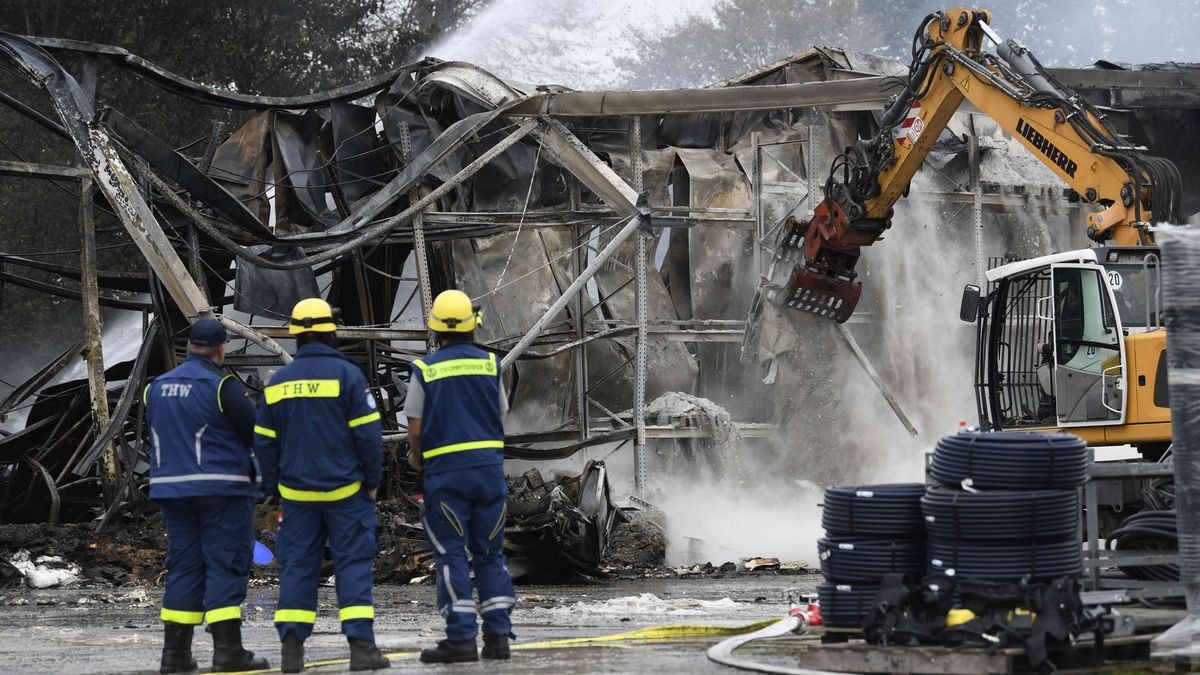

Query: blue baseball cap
left=188, top=318, right=229, bottom=347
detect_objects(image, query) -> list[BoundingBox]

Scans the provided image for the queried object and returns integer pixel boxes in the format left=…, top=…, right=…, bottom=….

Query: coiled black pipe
left=822, top=484, right=926, bottom=537
left=819, top=537, right=926, bottom=583
left=929, top=432, right=1088, bottom=490
left=927, top=537, right=1082, bottom=581
left=817, top=582, right=880, bottom=629
left=1108, top=510, right=1179, bottom=582
left=921, top=487, right=1079, bottom=541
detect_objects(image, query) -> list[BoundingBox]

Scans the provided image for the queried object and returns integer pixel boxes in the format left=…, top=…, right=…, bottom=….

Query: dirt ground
left=0, top=575, right=820, bottom=674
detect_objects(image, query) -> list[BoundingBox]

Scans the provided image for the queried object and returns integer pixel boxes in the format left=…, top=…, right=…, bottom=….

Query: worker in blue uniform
left=254, top=298, right=389, bottom=673
left=406, top=289, right=515, bottom=664
left=145, top=318, right=269, bottom=674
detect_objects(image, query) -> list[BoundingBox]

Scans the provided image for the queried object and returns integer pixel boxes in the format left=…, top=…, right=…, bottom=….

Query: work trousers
left=158, top=495, right=255, bottom=626
left=274, top=489, right=378, bottom=642
left=423, top=463, right=515, bottom=641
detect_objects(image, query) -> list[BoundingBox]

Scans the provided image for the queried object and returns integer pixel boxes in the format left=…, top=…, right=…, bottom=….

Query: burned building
left=0, top=31, right=1196, bottom=579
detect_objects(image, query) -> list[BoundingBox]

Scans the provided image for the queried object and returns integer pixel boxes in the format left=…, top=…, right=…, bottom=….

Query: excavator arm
left=779, top=8, right=1183, bottom=322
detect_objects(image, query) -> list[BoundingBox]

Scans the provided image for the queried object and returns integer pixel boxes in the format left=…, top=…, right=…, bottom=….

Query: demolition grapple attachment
left=777, top=197, right=889, bottom=323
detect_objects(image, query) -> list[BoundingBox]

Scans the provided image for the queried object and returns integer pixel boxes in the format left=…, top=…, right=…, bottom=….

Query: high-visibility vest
left=146, top=356, right=258, bottom=499
left=411, top=342, right=504, bottom=475
left=253, top=341, right=382, bottom=500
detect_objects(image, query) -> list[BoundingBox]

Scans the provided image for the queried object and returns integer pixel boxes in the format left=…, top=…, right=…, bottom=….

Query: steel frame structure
left=0, top=33, right=1190, bottom=516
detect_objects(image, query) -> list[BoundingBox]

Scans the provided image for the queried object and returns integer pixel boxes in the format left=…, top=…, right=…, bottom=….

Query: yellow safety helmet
left=428, top=290, right=481, bottom=333
left=288, top=298, right=337, bottom=335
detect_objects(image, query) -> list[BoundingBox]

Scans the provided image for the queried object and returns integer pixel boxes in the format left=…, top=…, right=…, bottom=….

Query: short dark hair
left=186, top=342, right=218, bottom=357
left=436, top=331, right=474, bottom=346
left=296, top=331, right=338, bottom=348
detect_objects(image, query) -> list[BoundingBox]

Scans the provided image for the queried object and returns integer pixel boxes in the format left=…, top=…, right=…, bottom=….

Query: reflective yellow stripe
left=423, top=439, right=505, bottom=460
left=217, top=375, right=233, bottom=413
left=143, top=384, right=150, bottom=405
left=348, top=412, right=381, bottom=428
left=339, top=605, right=375, bottom=621
left=274, top=609, right=317, bottom=624
left=278, top=481, right=361, bottom=502
left=413, top=353, right=497, bottom=383
left=205, top=606, right=242, bottom=623
left=265, top=379, right=340, bottom=405
left=161, top=608, right=204, bottom=625
left=254, top=425, right=277, bottom=438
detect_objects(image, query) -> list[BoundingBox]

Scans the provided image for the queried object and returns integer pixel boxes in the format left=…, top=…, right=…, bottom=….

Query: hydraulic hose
left=929, top=431, right=1088, bottom=490
left=819, top=537, right=926, bottom=583
left=821, top=484, right=926, bottom=537
left=927, top=537, right=1082, bottom=581
left=921, top=487, right=1079, bottom=541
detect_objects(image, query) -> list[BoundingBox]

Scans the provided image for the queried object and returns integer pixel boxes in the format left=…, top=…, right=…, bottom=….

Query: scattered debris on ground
left=6, top=550, right=80, bottom=588
left=0, top=466, right=808, bottom=588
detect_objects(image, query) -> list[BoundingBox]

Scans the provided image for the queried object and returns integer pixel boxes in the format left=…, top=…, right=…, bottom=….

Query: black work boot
left=159, top=623, right=198, bottom=674
left=419, top=638, right=478, bottom=664
left=348, top=637, right=391, bottom=671
left=481, top=634, right=510, bottom=660
left=281, top=630, right=304, bottom=673
left=210, top=619, right=270, bottom=672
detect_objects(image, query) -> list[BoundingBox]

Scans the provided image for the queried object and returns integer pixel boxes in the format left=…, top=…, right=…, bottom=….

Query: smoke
left=427, top=1, right=1199, bottom=92
left=426, top=0, right=716, bottom=88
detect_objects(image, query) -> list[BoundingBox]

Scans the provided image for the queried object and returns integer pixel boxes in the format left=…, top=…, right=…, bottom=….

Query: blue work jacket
left=254, top=342, right=383, bottom=501
left=410, top=342, right=504, bottom=476
left=146, top=356, right=259, bottom=499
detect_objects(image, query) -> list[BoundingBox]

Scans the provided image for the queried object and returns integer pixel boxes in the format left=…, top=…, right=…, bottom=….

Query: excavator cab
left=1048, top=263, right=1126, bottom=427
left=971, top=250, right=1129, bottom=433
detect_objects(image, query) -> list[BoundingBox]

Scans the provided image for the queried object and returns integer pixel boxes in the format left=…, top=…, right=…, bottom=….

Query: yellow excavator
left=778, top=8, right=1184, bottom=453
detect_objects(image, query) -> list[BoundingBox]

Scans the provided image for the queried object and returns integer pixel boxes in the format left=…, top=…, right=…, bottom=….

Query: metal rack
left=1082, top=455, right=1184, bottom=600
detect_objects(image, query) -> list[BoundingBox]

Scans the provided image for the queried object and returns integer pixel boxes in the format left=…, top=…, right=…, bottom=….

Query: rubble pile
left=374, top=497, right=433, bottom=584
left=642, top=392, right=742, bottom=452
left=602, top=513, right=667, bottom=571
left=504, top=461, right=624, bottom=581
left=0, top=521, right=166, bottom=587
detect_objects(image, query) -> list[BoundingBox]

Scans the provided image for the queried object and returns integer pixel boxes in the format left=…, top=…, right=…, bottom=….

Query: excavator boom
left=778, top=8, right=1182, bottom=323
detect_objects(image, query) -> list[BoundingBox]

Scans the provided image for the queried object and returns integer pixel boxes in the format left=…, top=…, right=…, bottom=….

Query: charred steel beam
left=79, top=175, right=120, bottom=501
left=0, top=254, right=148, bottom=292
left=26, top=35, right=414, bottom=110
left=315, top=107, right=509, bottom=238
left=72, top=319, right=160, bottom=476
left=0, top=89, right=70, bottom=139
left=0, top=159, right=88, bottom=180
left=910, top=189, right=1079, bottom=208
left=501, top=68, right=1200, bottom=117
left=504, top=76, right=905, bottom=116
left=500, top=212, right=648, bottom=371
left=838, top=323, right=919, bottom=437
left=0, top=268, right=152, bottom=310
left=1047, top=67, right=1200, bottom=108
left=101, top=108, right=272, bottom=239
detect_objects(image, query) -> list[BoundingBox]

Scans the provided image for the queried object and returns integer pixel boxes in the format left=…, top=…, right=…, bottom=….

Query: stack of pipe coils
left=818, top=483, right=925, bottom=628
left=924, top=431, right=1086, bottom=581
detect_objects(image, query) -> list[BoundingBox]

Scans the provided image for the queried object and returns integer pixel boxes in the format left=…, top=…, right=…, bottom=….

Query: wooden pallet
left=803, top=634, right=1154, bottom=674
